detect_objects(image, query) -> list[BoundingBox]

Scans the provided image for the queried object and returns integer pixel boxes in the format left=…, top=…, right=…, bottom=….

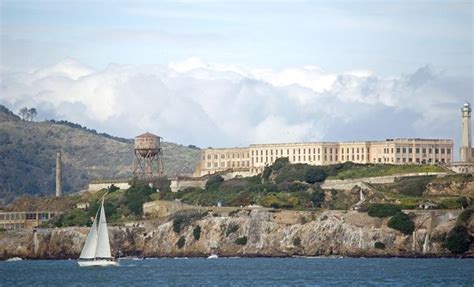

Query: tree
left=19, top=107, right=28, bottom=120
left=445, top=225, right=471, bottom=254
left=28, top=108, right=37, bottom=121
left=387, top=211, right=415, bottom=235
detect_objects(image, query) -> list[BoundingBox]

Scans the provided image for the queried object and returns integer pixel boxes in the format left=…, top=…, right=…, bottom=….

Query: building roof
left=135, top=132, right=160, bottom=138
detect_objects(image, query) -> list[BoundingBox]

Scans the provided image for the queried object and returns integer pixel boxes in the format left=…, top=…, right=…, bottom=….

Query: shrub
left=193, top=225, right=201, bottom=241
left=108, top=184, right=120, bottom=193
left=205, top=175, right=224, bottom=190
left=176, top=236, right=186, bottom=249
left=235, top=236, right=248, bottom=245
left=172, top=212, right=206, bottom=234
left=311, top=188, right=325, bottom=208
left=387, top=212, right=414, bottom=235
left=293, top=237, right=301, bottom=247
left=396, top=176, right=433, bottom=197
left=368, top=204, right=401, bottom=218
left=173, top=217, right=183, bottom=233
left=226, top=222, right=240, bottom=237
left=52, top=209, right=90, bottom=227
left=262, top=166, right=272, bottom=182
left=444, top=225, right=471, bottom=254
left=374, top=241, right=386, bottom=249
left=124, top=183, right=155, bottom=216
left=456, top=208, right=474, bottom=226
left=304, top=166, right=327, bottom=184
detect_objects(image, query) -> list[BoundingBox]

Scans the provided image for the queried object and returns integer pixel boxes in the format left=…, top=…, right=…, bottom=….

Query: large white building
left=197, top=138, right=453, bottom=177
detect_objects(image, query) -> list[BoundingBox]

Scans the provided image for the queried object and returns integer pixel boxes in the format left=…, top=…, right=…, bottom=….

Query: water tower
left=133, top=132, right=164, bottom=178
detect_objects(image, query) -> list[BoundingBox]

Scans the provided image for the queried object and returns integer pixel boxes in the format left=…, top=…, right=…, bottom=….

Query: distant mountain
left=0, top=105, right=201, bottom=204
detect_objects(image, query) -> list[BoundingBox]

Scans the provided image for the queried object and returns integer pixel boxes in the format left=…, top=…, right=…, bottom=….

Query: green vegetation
left=235, top=236, right=248, bottom=245
left=226, top=223, right=239, bottom=237
left=444, top=226, right=471, bottom=254
left=51, top=209, right=91, bottom=227
left=293, top=237, right=301, bottom=247
left=330, top=164, right=445, bottom=180
left=367, top=204, right=401, bottom=218
left=0, top=105, right=200, bottom=204
left=374, top=241, right=386, bottom=249
left=456, top=208, right=474, bottom=226
left=444, top=208, right=473, bottom=254
left=205, top=175, right=225, bottom=190
left=124, top=182, right=156, bottom=215
left=177, top=236, right=186, bottom=249
left=387, top=212, right=415, bottom=235
left=394, top=176, right=434, bottom=197
left=172, top=212, right=206, bottom=234
left=193, top=225, right=201, bottom=240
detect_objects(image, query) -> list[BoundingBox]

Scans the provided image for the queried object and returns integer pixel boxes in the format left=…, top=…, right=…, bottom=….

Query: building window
left=396, top=148, right=400, bottom=153
left=435, top=149, right=439, bottom=154
left=402, top=148, right=406, bottom=153
left=447, top=149, right=451, bottom=154
left=416, top=148, right=419, bottom=154
left=422, top=148, right=426, bottom=154
left=441, top=148, right=445, bottom=154
left=408, top=148, right=412, bottom=153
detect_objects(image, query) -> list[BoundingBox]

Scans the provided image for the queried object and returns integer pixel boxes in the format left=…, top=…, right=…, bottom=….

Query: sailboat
left=78, top=197, right=118, bottom=267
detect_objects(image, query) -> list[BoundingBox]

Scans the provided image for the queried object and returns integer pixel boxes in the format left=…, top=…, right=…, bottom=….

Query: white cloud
left=0, top=58, right=469, bottom=150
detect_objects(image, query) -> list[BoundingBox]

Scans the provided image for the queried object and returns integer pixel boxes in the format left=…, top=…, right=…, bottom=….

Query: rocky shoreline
left=1, top=209, right=472, bottom=260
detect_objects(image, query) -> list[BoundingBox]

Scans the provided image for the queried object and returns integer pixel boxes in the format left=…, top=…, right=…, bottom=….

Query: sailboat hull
left=78, top=259, right=119, bottom=267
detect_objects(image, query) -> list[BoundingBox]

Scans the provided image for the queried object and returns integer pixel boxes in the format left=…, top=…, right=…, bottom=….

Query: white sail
left=95, top=200, right=112, bottom=258
left=79, top=214, right=98, bottom=259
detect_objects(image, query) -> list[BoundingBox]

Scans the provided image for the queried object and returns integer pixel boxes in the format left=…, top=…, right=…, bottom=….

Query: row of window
left=205, top=146, right=453, bottom=162
left=0, top=223, right=26, bottom=230
left=0, top=213, right=54, bottom=221
left=206, top=153, right=250, bottom=160
left=206, top=161, right=250, bottom=168
left=395, top=147, right=451, bottom=155
left=250, top=147, right=368, bottom=157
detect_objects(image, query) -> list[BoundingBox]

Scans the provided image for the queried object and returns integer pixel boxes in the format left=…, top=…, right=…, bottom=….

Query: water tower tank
left=134, top=132, right=161, bottom=157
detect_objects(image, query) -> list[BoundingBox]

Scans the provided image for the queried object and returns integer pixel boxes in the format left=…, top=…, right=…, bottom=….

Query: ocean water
left=0, top=257, right=473, bottom=286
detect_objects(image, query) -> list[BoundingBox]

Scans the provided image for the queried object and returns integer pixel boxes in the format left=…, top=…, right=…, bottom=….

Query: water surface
left=1, top=258, right=472, bottom=286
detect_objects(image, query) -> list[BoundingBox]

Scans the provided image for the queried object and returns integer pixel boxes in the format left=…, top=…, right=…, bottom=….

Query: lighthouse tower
left=460, top=102, right=472, bottom=162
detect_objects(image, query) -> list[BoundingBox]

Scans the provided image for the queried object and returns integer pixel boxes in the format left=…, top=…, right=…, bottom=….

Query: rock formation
left=1, top=209, right=470, bottom=259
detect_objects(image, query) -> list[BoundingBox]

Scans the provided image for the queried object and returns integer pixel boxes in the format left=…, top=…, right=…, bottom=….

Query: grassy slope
left=0, top=105, right=200, bottom=203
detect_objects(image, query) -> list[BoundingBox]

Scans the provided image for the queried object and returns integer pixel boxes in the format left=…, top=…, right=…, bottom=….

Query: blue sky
left=0, top=1, right=473, bottom=152
left=1, top=1, right=472, bottom=75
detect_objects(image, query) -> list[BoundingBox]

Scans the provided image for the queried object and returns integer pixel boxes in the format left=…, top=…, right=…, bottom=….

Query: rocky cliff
left=1, top=209, right=471, bottom=259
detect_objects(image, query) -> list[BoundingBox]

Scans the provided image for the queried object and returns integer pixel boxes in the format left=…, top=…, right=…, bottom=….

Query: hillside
left=0, top=105, right=200, bottom=204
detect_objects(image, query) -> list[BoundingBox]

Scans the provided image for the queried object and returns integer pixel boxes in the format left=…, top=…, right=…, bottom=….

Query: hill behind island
left=0, top=105, right=201, bottom=204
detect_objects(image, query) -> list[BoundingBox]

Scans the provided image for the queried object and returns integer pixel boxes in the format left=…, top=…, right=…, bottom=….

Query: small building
left=0, top=211, right=61, bottom=230
left=88, top=179, right=131, bottom=192
left=76, top=202, right=90, bottom=210
left=419, top=202, right=438, bottom=210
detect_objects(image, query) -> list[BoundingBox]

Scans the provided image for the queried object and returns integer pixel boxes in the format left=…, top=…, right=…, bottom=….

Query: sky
left=0, top=1, right=473, bottom=152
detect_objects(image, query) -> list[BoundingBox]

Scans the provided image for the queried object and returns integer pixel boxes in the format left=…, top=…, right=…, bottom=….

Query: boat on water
left=78, top=197, right=118, bottom=267
left=207, top=254, right=219, bottom=259
left=6, top=257, right=23, bottom=262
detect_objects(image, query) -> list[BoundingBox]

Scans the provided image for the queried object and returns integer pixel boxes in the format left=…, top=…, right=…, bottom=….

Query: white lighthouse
left=450, top=102, right=474, bottom=174
left=460, top=102, right=471, bottom=162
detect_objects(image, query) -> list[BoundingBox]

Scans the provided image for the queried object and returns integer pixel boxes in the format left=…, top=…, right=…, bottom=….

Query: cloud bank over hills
left=0, top=58, right=470, bottom=148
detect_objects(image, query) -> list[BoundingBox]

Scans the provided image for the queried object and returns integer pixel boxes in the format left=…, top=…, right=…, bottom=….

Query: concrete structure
left=55, top=152, right=62, bottom=197
left=199, top=138, right=453, bottom=177
left=133, top=132, right=164, bottom=178
left=88, top=179, right=131, bottom=192
left=0, top=211, right=61, bottom=230
left=450, top=102, right=474, bottom=174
